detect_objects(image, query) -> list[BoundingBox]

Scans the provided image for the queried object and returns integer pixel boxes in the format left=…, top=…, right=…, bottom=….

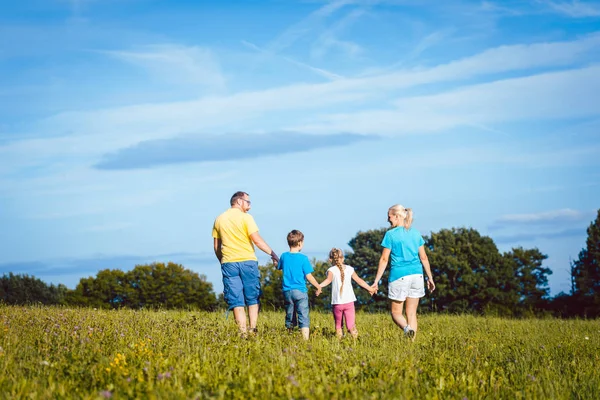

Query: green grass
left=0, top=305, right=598, bottom=399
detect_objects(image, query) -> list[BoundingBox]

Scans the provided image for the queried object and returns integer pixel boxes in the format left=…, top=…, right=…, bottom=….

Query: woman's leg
left=390, top=300, right=407, bottom=329
left=405, top=297, right=420, bottom=337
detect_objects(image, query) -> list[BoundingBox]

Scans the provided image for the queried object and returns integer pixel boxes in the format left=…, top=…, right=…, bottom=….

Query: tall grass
left=0, top=305, right=598, bottom=399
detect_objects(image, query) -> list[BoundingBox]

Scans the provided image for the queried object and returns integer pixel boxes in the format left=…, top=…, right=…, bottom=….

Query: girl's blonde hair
left=389, top=204, right=413, bottom=230
left=328, top=248, right=345, bottom=296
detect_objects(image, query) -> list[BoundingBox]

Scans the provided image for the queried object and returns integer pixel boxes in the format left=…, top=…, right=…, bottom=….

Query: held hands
left=315, top=287, right=322, bottom=297
left=369, top=283, right=378, bottom=297
left=270, top=250, right=279, bottom=267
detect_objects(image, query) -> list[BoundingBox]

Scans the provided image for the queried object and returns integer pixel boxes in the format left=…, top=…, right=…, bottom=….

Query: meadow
left=0, top=305, right=598, bottom=399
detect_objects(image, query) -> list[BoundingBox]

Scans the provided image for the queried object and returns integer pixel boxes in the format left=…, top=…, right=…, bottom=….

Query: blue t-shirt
left=381, top=227, right=425, bottom=283
left=278, top=252, right=314, bottom=292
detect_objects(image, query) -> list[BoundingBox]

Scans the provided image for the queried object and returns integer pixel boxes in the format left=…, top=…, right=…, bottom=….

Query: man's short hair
left=230, top=191, right=249, bottom=206
left=287, top=230, right=304, bottom=247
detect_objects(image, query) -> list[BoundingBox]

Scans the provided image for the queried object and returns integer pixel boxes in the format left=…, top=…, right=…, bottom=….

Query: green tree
left=424, top=228, right=517, bottom=314
left=572, top=209, right=600, bottom=316
left=0, top=273, right=68, bottom=305
left=69, top=262, right=217, bottom=310
left=503, top=247, right=551, bottom=311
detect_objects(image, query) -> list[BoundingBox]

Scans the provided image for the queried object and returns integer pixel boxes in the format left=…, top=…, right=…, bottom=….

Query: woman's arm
left=372, top=247, right=391, bottom=290
left=419, top=245, right=435, bottom=292
left=319, top=271, right=334, bottom=288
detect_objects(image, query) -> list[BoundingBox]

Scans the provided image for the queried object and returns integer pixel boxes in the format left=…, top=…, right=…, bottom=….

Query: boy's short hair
left=287, top=230, right=304, bottom=247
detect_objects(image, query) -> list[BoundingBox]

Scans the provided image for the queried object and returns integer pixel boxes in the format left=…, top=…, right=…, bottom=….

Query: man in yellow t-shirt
left=212, top=191, right=279, bottom=335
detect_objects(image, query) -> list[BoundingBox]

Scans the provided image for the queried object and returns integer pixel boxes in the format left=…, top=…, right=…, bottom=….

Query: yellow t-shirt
left=212, top=208, right=259, bottom=263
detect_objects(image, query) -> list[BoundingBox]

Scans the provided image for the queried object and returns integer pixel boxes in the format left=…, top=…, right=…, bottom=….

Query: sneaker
left=406, top=328, right=415, bottom=340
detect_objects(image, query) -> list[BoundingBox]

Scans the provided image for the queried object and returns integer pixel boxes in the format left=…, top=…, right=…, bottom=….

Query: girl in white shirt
left=319, top=248, right=375, bottom=338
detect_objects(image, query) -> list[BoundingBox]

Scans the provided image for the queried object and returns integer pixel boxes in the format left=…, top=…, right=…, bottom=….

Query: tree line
left=2, top=210, right=599, bottom=317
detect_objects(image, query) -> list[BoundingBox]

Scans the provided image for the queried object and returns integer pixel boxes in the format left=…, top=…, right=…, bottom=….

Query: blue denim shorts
left=283, top=289, right=310, bottom=329
left=222, top=260, right=261, bottom=309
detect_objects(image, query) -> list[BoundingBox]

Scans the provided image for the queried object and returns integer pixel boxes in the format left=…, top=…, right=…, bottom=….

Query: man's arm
left=249, top=232, right=279, bottom=264
left=213, top=238, right=223, bottom=263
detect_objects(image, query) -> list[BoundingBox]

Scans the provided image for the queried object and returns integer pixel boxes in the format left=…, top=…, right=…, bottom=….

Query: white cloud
left=2, top=33, right=599, bottom=174
left=538, top=0, right=600, bottom=17
left=102, top=44, right=226, bottom=89
left=241, top=40, right=344, bottom=80
left=265, top=0, right=353, bottom=53
left=310, top=8, right=366, bottom=59
left=294, top=64, right=600, bottom=134
left=497, top=208, right=588, bottom=223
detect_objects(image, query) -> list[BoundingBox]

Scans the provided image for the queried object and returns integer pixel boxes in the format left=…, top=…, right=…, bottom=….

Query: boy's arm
left=319, top=271, right=334, bottom=288
left=305, top=273, right=322, bottom=296
left=352, top=272, right=376, bottom=294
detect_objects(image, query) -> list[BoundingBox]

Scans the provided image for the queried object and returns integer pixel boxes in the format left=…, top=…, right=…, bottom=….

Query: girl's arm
left=372, top=248, right=391, bottom=290
left=319, top=271, right=334, bottom=288
left=352, top=272, right=376, bottom=295
left=419, top=245, right=435, bottom=292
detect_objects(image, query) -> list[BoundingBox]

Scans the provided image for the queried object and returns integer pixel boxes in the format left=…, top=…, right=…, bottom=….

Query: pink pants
left=332, top=302, right=356, bottom=331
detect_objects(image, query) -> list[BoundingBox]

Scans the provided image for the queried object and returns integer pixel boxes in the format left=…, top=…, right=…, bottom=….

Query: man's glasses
left=241, top=199, right=251, bottom=205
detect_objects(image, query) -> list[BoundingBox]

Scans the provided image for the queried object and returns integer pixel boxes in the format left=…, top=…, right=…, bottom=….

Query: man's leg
left=240, top=261, right=261, bottom=332
left=248, top=304, right=259, bottom=331
left=232, top=306, right=247, bottom=333
left=222, top=262, right=246, bottom=335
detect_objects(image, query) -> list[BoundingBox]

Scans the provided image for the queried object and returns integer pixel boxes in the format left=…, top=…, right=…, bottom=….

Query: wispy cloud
left=101, top=44, right=226, bottom=89
left=265, top=0, right=353, bottom=53
left=494, top=208, right=591, bottom=226
left=241, top=40, right=344, bottom=80
left=494, top=228, right=586, bottom=243
left=538, top=0, right=600, bottom=17
left=310, top=8, right=366, bottom=59
left=297, top=64, right=600, bottom=134
left=94, top=132, right=378, bottom=170
left=3, top=33, right=599, bottom=175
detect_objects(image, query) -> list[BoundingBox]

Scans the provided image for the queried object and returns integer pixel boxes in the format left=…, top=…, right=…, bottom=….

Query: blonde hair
left=329, top=248, right=345, bottom=296
left=389, top=204, right=413, bottom=230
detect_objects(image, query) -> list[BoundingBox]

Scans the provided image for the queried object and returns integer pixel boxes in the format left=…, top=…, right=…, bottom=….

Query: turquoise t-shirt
left=278, top=252, right=314, bottom=292
left=381, top=227, right=425, bottom=283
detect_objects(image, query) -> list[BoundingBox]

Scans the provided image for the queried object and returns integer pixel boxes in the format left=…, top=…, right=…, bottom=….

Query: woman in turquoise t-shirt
left=371, top=204, right=435, bottom=341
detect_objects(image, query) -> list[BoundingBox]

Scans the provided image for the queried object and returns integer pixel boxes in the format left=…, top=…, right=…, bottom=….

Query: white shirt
left=328, top=265, right=357, bottom=305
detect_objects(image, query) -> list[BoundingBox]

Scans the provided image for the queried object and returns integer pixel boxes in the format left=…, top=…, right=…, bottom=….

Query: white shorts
left=388, top=274, right=425, bottom=301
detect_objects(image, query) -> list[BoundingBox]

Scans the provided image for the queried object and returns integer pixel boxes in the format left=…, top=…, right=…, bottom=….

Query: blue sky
left=1, top=0, right=599, bottom=296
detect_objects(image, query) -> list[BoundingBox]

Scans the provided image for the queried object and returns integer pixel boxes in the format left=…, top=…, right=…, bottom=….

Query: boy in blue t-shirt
left=277, top=229, right=321, bottom=340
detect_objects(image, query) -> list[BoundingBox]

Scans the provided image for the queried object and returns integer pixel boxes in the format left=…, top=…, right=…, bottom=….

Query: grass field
left=0, top=305, right=599, bottom=399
